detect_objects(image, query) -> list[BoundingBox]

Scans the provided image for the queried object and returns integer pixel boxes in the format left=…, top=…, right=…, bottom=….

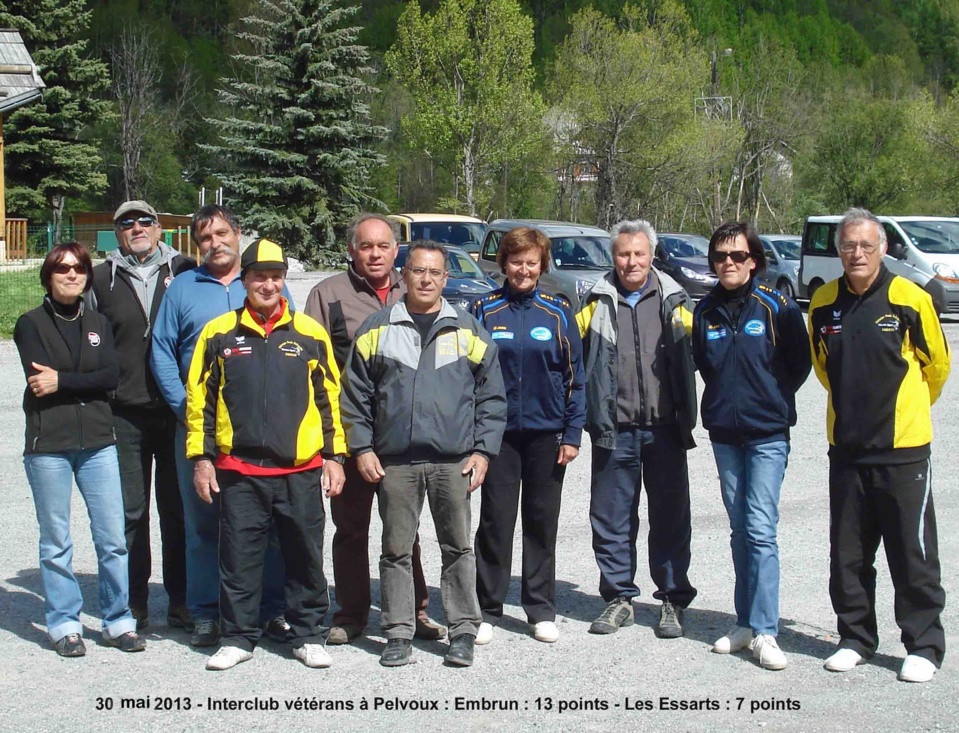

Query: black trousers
left=113, top=405, right=186, bottom=610
left=475, top=431, right=566, bottom=624
left=330, top=457, right=431, bottom=629
left=829, top=455, right=945, bottom=666
left=218, top=467, right=329, bottom=652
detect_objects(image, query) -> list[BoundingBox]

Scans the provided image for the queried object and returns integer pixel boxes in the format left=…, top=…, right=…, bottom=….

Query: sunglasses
left=709, top=251, right=752, bottom=264
left=117, top=216, right=157, bottom=230
left=52, top=263, right=86, bottom=275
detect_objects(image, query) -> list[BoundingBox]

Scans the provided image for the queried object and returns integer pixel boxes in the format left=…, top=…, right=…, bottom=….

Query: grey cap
left=113, top=200, right=158, bottom=223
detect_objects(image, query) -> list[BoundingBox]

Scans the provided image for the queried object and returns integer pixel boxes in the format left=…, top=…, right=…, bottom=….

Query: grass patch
left=0, top=268, right=44, bottom=338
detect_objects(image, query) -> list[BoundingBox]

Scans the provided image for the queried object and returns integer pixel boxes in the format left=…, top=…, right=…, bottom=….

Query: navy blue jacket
left=692, top=281, right=811, bottom=445
left=471, top=287, right=586, bottom=446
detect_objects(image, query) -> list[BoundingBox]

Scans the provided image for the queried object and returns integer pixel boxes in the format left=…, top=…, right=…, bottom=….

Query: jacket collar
left=347, top=263, right=403, bottom=297
left=239, top=297, right=292, bottom=336
left=105, top=242, right=181, bottom=290
left=391, top=297, right=458, bottom=325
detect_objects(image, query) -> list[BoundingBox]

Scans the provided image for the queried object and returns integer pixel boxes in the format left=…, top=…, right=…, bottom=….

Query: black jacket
left=89, top=246, right=195, bottom=408
left=14, top=298, right=119, bottom=455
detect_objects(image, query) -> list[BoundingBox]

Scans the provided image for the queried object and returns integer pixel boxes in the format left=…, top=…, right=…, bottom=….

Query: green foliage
left=386, top=0, right=546, bottom=216
left=0, top=268, right=43, bottom=338
left=203, top=0, right=386, bottom=266
left=0, top=0, right=112, bottom=233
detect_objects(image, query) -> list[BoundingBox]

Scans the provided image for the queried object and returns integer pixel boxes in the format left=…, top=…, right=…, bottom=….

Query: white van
left=799, top=215, right=959, bottom=314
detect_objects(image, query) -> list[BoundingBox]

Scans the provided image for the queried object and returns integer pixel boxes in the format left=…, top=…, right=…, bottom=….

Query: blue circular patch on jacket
left=529, top=326, right=553, bottom=341
left=743, top=319, right=766, bottom=336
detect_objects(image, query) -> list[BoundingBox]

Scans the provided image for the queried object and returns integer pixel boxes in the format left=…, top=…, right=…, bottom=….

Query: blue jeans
left=174, top=424, right=286, bottom=623
left=589, top=425, right=697, bottom=607
left=24, top=446, right=136, bottom=642
left=712, top=440, right=789, bottom=636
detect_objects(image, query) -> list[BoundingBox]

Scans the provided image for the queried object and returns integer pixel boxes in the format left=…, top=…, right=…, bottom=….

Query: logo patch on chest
left=875, top=314, right=900, bottom=332
left=492, top=331, right=514, bottom=340
left=87, top=332, right=101, bottom=347
left=529, top=326, right=552, bottom=342
left=706, top=326, right=727, bottom=340
left=278, top=340, right=304, bottom=357
left=743, top=319, right=766, bottom=337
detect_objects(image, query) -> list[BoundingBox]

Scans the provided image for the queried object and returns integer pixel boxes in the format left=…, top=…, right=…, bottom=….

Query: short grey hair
left=347, top=213, right=399, bottom=249
left=610, top=219, right=658, bottom=253
left=835, top=207, right=886, bottom=250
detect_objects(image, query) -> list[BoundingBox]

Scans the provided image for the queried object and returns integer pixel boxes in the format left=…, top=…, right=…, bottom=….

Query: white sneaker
left=206, top=646, right=253, bottom=671
left=899, top=654, right=936, bottom=683
left=712, top=625, right=752, bottom=654
left=293, top=643, right=332, bottom=668
left=532, top=621, right=560, bottom=643
left=751, top=634, right=787, bottom=670
left=824, top=647, right=864, bottom=672
left=475, top=622, right=494, bottom=645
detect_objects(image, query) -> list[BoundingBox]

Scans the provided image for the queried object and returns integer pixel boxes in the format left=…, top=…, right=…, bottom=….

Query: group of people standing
left=14, top=203, right=949, bottom=684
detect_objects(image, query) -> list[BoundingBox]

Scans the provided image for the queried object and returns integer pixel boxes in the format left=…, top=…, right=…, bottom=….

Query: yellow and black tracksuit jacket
left=186, top=300, right=347, bottom=467
left=808, top=265, right=950, bottom=463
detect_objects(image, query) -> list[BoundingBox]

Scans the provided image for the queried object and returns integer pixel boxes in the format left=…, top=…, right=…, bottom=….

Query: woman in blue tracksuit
left=470, top=226, right=586, bottom=645
left=692, top=222, right=810, bottom=671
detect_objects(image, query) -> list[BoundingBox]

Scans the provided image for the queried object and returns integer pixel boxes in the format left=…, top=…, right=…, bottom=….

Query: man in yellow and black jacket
left=809, top=208, right=950, bottom=684
left=186, top=239, right=347, bottom=672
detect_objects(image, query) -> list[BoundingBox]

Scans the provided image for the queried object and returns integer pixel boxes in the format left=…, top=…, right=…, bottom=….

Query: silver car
left=759, top=234, right=801, bottom=300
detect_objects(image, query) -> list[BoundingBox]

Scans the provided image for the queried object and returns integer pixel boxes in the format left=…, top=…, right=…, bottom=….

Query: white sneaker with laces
left=293, top=643, right=333, bottom=668
left=824, top=647, right=864, bottom=672
left=751, top=634, right=787, bottom=670
left=899, top=654, right=936, bottom=683
left=712, top=625, right=752, bottom=654
left=206, top=646, right=253, bottom=671
left=532, top=621, right=560, bottom=643
left=475, top=622, right=494, bottom=645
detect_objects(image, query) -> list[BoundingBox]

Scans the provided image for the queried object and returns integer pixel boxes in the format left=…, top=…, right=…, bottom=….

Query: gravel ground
left=0, top=272, right=956, bottom=733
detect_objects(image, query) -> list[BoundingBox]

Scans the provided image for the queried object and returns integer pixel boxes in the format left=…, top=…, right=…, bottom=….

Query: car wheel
left=807, top=279, right=824, bottom=302
left=777, top=279, right=794, bottom=299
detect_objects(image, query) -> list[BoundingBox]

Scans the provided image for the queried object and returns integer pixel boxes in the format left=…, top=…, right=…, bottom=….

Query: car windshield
left=661, top=235, right=709, bottom=258
left=410, top=222, right=487, bottom=248
left=395, top=247, right=487, bottom=280
left=898, top=220, right=959, bottom=254
left=550, top=236, right=612, bottom=269
left=770, top=239, right=800, bottom=260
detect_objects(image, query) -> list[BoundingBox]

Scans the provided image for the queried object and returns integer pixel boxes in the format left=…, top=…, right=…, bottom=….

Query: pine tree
left=0, top=0, right=112, bottom=237
left=204, top=0, right=385, bottom=265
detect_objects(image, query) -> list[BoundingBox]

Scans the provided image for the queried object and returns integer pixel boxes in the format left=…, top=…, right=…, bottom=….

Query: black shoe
left=191, top=619, right=220, bottom=647
left=53, top=633, right=86, bottom=657
left=589, top=597, right=634, bottom=634
left=414, top=615, right=448, bottom=641
left=167, top=605, right=195, bottom=633
left=444, top=634, right=475, bottom=667
left=655, top=600, right=684, bottom=639
left=380, top=638, right=413, bottom=667
left=131, top=606, right=149, bottom=631
left=264, top=616, right=291, bottom=642
left=103, top=631, right=146, bottom=652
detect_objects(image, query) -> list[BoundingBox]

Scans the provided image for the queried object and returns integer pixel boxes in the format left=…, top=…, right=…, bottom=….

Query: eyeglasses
left=838, top=241, right=879, bottom=254
left=52, top=263, right=85, bottom=275
left=117, top=216, right=157, bottom=230
left=709, top=251, right=752, bottom=264
left=407, top=266, right=447, bottom=279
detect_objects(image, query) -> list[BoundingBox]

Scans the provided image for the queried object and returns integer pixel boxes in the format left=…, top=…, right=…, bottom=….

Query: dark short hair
left=40, top=242, right=94, bottom=295
left=496, top=226, right=551, bottom=274
left=405, top=240, right=448, bottom=268
left=707, top=222, right=767, bottom=275
left=191, top=204, right=240, bottom=244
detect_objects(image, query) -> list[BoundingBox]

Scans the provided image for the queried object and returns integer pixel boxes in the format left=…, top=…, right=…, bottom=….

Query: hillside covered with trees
left=5, top=0, right=959, bottom=261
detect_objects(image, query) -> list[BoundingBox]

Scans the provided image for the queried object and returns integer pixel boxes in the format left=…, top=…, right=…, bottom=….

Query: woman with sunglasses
left=13, top=242, right=145, bottom=657
left=692, top=222, right=810, bottom=670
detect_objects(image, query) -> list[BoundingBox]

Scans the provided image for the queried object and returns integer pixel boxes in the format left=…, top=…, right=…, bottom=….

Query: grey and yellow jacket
left=185, top=299, right=347, bottom=467
left=341, top=297, right=507, bottom=462
left=576, top=269, right=697, bottom=450
left=809, top=264, right=950, bottom=463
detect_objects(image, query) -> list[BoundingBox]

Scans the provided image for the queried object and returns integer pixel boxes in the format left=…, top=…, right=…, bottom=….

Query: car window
left=898, top=221, right=959, bottom=254
left=661, top=236, right=708, bottom=258
left=764, top=248, right=777, bottom=264
left=771, top=239, right=800, bottom=260
left=448, top=250, right=485, bottom=279
left=550, top=236, right=612, bottom=269
left=803, top=223, right=836, bottom=256
left=411, top=222, right=487, bottom=247
left=482, top=231, right=502, bottom=260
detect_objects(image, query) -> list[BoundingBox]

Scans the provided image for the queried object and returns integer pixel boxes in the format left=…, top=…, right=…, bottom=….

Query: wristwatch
left=327, top=455, right=347, bottom=465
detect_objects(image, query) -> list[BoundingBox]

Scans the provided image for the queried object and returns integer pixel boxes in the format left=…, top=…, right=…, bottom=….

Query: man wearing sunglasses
left=87, top=200, right=196, bottom=634
left=576, top=219, right=698, bottom=641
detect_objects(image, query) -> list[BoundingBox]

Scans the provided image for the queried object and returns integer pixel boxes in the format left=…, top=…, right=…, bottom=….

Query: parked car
left=478, top=219, right=612, bottom=308
left=395, top=243, right=498, bottom=310
left=653, top=233, right=718, bottom=299
left=758, top=234, right=801, bottom=300
left=387, top=213, right=487, bottom=259
left=799, top=215, right=959, bottom=314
